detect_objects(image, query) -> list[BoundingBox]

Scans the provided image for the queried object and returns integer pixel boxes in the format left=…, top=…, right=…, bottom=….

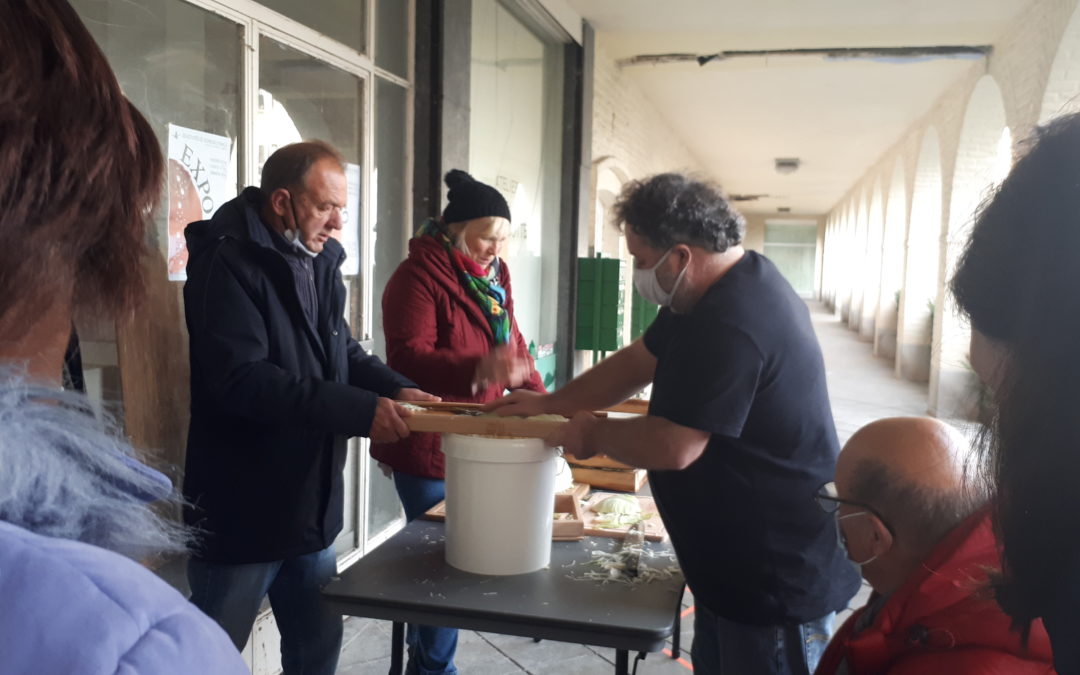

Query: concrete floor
left=337, top=301, right=929, bottom=674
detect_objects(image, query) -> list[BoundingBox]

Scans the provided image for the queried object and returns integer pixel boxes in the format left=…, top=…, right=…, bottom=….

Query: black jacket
left=182, top=187, right=414, bottom=563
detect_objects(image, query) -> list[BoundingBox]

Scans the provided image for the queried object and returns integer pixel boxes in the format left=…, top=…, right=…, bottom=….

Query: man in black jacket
left=182, top=141, right=437, bottom=674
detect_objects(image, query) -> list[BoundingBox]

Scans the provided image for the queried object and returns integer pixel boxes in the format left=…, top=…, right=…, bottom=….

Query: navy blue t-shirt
left=643, top=250, right=860, bottom=625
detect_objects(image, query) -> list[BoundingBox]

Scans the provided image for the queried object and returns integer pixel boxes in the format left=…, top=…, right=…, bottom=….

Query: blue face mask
left=632, top=248, right=687, bottom=307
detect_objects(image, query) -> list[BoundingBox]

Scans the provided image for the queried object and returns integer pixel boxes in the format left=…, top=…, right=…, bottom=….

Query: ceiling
left=564, top=0, right=1033, bottom=214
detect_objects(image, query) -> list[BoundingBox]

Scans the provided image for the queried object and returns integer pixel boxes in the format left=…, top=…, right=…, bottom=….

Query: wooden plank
left=567, top=454, right=633, bottom=470
left=397, top=400, right=646, bottom=415
left=553, top=493, right=585, bottom=540
left=569, top=466, right=648, bottom=492
left=404, top=410, right=566, bottom=438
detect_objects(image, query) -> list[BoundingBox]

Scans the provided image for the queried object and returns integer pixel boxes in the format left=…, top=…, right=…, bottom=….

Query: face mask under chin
left=285, top=192, right=319, bottom=258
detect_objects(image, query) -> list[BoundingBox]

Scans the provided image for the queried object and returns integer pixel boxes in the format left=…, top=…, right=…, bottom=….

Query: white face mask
left=284, top=192, right=319, bottom=258
left=633, top=248, right=687, bottom=307
left=284, top=228, right=319, bottom=258
left=836, top=511, right=880, bottom=567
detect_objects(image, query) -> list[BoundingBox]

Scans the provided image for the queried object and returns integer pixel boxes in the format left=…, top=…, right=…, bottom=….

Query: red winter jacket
left=815, top=509, right=1055, bottom=675
left=371, top=235, right=546, bottom=479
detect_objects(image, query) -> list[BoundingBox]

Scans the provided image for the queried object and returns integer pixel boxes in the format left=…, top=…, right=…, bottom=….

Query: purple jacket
left=0, top=521, right=248, bottom=674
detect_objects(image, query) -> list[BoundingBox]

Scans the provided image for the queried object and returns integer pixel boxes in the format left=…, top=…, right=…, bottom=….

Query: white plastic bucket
left=441, top=433, right=557, bottom=575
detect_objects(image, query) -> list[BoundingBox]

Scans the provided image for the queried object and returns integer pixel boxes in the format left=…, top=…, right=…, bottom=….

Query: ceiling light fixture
left=775, top=158, right=801, bottom=175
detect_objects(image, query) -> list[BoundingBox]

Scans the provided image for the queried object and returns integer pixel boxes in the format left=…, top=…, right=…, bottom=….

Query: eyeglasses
left=815, top=481, right=894, bottom=537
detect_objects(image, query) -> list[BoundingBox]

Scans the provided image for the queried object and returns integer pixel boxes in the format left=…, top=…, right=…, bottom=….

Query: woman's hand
left=473, top=346, right=532, bottom=392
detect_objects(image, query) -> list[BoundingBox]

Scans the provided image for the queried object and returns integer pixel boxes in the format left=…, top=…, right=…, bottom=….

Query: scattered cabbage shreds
left=565, top=547, right=680, bottom=586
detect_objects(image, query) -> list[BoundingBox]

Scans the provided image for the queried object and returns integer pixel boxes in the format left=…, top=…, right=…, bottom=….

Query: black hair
left=612, top=173, right=745, bottom=252
left=950, top=112, right=1080, bottom=627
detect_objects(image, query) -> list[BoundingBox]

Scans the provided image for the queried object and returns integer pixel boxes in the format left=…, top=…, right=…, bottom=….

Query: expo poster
left=167, top=124, right=233, bottom=281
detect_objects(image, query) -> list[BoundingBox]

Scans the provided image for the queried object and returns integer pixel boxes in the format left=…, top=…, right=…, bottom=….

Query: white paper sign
left=167, top=124, right=233, bottom=281
left=332, top=162, right=362, bottom=276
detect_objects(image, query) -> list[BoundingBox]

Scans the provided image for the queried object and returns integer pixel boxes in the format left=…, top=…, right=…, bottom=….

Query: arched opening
left=859, top=181, right=885, bottom=340
left=839, top=202, right=857, bottom=323
left=931, top=77, right=1011, bottom=417
left=848, top=194, right=870, bottom=331
left=897, top=129, right=942, bottom=383
left=822, top=218, right=834, bottom=307
left=875, top=159, right=907, bottom=360
left=1041, top=3, right=1080, bottom=123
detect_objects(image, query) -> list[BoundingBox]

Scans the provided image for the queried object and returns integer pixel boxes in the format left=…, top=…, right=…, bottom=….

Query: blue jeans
left=187, top=545, right=342, bottom=675
left=394, top=471, right=459, bottom=675
left=691, top=603, right=834, bottom=675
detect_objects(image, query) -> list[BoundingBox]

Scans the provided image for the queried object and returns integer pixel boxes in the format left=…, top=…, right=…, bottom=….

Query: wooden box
left=568, top=464, right=648, bottom=492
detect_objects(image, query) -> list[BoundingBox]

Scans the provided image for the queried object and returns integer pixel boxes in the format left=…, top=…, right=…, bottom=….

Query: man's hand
left=370, top=397, right=411, bottom=443
left=482, top=389, right=551, bottom=416
left=473, top=346, right=532, bottom=392
left=545, top=411, right=600, bottom=461
left=396, top=387, right=441, bottom=402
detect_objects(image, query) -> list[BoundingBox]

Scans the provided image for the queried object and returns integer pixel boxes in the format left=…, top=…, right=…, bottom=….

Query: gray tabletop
left=323, top=520, right=685, bottom=652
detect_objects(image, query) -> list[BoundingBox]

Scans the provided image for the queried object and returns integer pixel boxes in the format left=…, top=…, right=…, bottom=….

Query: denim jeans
left=394, top=471, right=459, bottom=675
left=187, top=545, right=343, bottom=675
left=691, top=603, right=835, bottom=675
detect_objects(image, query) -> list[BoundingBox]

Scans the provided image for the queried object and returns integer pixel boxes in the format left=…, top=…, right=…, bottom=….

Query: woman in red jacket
left=373, top=169, right=545, bottom=675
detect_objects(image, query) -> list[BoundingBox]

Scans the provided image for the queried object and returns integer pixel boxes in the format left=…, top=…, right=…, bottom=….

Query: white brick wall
left=823, top=0, right=1080, bottom=415
left=587, top=39, right=714, bottom=249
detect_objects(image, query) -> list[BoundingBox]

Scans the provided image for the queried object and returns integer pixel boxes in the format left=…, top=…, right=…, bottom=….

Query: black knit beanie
left=441, top=169, right=511, bottom=225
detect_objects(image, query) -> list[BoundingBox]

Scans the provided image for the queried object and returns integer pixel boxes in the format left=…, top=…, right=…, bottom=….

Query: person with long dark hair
left=951, top=112, right=1080, bottom=674
left=0, top=1, right=247, bottom=672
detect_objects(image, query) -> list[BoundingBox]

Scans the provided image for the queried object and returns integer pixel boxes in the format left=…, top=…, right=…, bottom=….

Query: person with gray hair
left=814, top=417, right=1053, bottom=674
left=490, top=172, right=860, bottom=674
left=182, top=140, right=438, bottom=673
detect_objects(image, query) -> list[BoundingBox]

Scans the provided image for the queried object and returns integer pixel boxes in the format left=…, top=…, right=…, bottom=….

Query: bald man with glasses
left=813, top=417, right=1054, bottom=675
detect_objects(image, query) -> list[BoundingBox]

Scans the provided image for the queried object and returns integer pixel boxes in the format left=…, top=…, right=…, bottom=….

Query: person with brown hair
left=182, top=140, right=438, bottom=674
left=0, top=1, right=247, bottom=672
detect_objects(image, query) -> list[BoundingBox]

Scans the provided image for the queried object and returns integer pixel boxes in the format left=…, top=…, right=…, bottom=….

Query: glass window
left=375, top=0, right=410, bottom=77
left=469, top=0, right=565, bottom=389
left=367, top=77, right=411, bottom=537
left=371, top=79, right=409, bottom=360
left=258, top=36, right=370, bottom=553
left=256, top=0, right=366, bottom=54
left=71, top=0, right=242, bottom=469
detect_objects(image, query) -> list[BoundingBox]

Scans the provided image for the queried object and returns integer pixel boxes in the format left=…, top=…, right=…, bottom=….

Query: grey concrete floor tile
left=480, top=634, right=599, bottom=672
left=337, top=619, right=391, bottom=670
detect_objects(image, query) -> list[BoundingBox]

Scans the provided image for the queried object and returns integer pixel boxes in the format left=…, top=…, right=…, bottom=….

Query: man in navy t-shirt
left=490, top=173, right=859, bottom=674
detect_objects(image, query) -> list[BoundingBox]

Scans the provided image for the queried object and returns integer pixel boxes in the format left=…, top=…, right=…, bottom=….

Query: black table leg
left=672, top=583, right=687, bottom=658
left=390, top=621, right=405, bottom=675
left=615, top=649, right=629, bottom=675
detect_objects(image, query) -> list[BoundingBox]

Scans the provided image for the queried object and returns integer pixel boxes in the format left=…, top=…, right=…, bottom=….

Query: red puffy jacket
left=371, top=235, right=546, bottom=479
left=815, top=509, right=1055, bottom=675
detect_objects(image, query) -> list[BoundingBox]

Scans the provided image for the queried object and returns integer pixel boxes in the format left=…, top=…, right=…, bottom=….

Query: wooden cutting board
left=401, top=407, right=567, bottom=438
left=396, top=399, right=649, bottom=439
left=581, top=492, right=667, bottom=542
